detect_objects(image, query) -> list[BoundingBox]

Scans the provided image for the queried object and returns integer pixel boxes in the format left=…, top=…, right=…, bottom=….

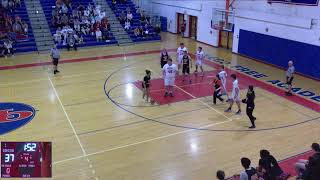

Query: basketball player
left=182, top=50, right=192, bottom=83
left=218, top=65, right=229, bottom=99
left=50, top=44, right=60, bottom=74
left=163, top=58, right=178, bottom=97
left=160, top=48, right=169, bottom=68
left=285, top=60, right=295, bottom=96
left=142, top=70, right=151, bottom=102
left=242, top=85, right=256, bottom=128
left=213, top=74, right=224, bottom=104
left=195, top=46, right=204, bottom=76
left=176, top=43, right=188, bottom=70
left=225, top=74, right=241, bottom=114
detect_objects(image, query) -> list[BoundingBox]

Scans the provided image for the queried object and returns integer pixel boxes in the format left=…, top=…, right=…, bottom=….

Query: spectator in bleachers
left=3, top=39, right=14, bottom=57
left=140, top=12, right=146, bottom=24
left=134, top=26, right=140, bottom=37
left=12, top=17, right=23, bottom=34
left=66, top=32, right=77, bottom=51
left=61, top=14, right=69, bottom=26
left=124, top=19, right=130, bottom=30
left=8, top=0, right=15, bottom=12
left=257, top=149, right=283, bottom=180
left=301, top=155, right=320, bottom=180
left=120, top=0, right=127, bottom=4
left=22, top=21, right=28, bottom=34
left=102, top=27, right=110, bottom=42
left=95, top=28, right=102, bottom=42
left=2, top=0, right=8, bottom=10
left=54, top=27, right=62, bottom=44
left=138, top=25, right=145, bottom=37
left=111, top=0, right=116, bottom=10
left=118, top=11, right=126, bottom=24
left=154, top=24, right=161, bottom=34
left=126, top=10, right=133, bottom=23
left=61, top=3, right=68, bottom=14
left=295, top=143, right=320, bottom=178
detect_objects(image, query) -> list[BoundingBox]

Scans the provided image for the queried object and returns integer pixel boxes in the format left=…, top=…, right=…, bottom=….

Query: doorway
left=220, top=31, right=233, bottom=50
left=189, top=15, right=197, bottom=39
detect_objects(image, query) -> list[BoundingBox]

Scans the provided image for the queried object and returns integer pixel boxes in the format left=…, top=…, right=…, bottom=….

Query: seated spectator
left=257, top=149, right=283, bottom=180
left=138, top=25, right=145, bottom=37
left=61, top=14, right=69, bottom=26
left=61, top=3, right=68, bottom=14
left=101, top=27, right=110, bottom=42
left=154, top=24, right=161, bottom=34
left=140, top=12, right=146, bottom=24
left=124, top=20, right=130, bottom=30
left=3, top=39, right=14, bottom=57
left=54, top=27, right=62, bottom=44
left=0, top=32, right=8, bottom=40
left=66, top=32, right=77, bottom=51
left=2, top=0, right=9, bottom=10
left=81, top=24, right=90, bottom=35
left=111, top=0, right=116, bottom=10
left=295, top=143, right=320, bottom=178
left=301, top=155, right=320, bottom=180
left=73, top=18, right=80, bottom=32
left=238, top=157, right=258, bottom=180
left=126, top=10, right=133, bottom=22
left=8, top=0, right=15, bottom=12
left=15, top=0, right=21, bottom=7
left=95, top=28, right=102, bottom=42
left=0, top=43, right=5, bottom=57
left=134, top=27, right=140, bottom=37
left=216, top=170, right=225, bottom=180
left=118, top=11, right=126, bottom=24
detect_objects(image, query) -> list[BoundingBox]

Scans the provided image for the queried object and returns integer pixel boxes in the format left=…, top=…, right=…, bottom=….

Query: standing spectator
left=50, top=44, right=60, bottom=74
left=285, top=60, right=295, bottom=96
left=242, top=85, right=256, bottom=128
left=95, top=28, right=102, bottom=42
left=180, top=20, right=186, bottom=37
left=3, top=39, right=14, bottom=58
left=126, top=10, right=133, bottom=22
left=257, top=149, right=284, bottom=180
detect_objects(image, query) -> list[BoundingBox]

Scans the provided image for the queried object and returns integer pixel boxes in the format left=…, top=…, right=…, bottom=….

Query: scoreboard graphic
left=268, top=0, right=319, bottom=5
left=1, top=142, right=52, bottom=178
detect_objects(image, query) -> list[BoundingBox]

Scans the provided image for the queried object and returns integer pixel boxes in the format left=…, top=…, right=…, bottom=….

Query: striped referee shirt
left=50, top=48, right=60, bottom=59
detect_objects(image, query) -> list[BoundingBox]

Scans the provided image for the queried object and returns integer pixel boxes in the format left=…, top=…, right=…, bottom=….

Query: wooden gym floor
left=1, top=33, right=319, bottom=180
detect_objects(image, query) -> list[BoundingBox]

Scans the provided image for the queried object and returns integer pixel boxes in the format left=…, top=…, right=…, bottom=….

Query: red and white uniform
left=195, top=50, right=204, bottom=66
left=163, top=63, right=178, bottom=86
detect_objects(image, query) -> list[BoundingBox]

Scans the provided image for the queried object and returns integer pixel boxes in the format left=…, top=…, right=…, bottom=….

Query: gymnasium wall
left=232, top=1, right=320, bottom=79
left=146, top=0, right=225, bottom=46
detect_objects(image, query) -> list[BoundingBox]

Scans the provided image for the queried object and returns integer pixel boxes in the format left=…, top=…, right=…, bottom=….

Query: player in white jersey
left=218, top=65, right=229, bottom=99
left=225, top=74, right=241, bottom=114
left=194, top=46, right=204, bottom=76
left=163, top=58, right=178, bottom=97
left=176, top=43, right=188, bottom=70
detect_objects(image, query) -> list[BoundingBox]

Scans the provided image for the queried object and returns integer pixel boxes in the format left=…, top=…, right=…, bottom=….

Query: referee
left=285, top=60, right=295, bottom=96
left=242, top=85, right=256, bottom=128
left=50, top=44, right=60, bottom=75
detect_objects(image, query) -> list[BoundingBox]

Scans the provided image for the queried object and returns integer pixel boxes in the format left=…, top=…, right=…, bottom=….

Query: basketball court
left=0, top=32, right=319, bottom=179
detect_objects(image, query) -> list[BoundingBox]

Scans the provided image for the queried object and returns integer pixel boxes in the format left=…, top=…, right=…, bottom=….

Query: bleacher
left=2, top=0, right=37, bottom=53
left=106, top=0, right=161, bottom=43
left=40, top=0, right=117, bottom=49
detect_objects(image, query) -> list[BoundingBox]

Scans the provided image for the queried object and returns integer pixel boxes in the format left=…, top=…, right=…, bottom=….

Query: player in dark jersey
left=213, top=74, right=224, bottom=104
left=142, top=70, right=151, bottom=102
left=182, top=51, right=192, bottom=83
left=160, top=48, right=169, bottom=68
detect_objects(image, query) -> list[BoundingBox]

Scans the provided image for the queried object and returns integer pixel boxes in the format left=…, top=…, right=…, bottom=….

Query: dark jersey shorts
left=142, top=75, right=151, bottom=88
left=286, top=76, right=294, bottom=85
left=182, top=65, right=190, bottom=74
left=52, top=58, right=59, bottom=66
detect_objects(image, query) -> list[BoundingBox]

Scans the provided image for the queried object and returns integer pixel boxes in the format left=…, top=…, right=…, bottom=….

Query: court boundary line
left=48, top=77, right=87, bottom=156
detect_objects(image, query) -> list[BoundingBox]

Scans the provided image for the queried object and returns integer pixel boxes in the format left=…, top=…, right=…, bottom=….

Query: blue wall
left=238, top=29, right=320, bottom=80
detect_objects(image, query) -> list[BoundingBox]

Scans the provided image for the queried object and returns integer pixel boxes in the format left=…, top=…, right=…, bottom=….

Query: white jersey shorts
left=164, top=77, right=175, bottom=86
